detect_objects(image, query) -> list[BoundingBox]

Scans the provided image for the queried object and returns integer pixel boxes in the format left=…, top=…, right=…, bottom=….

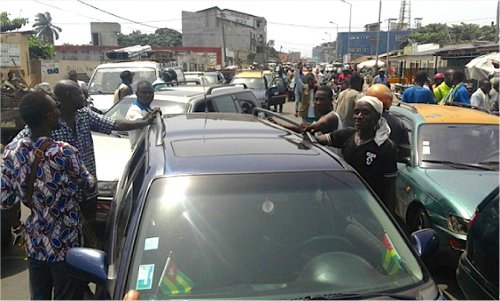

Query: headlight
left=447, top=215, right=470, bottom=235
left=97, top=181, right=118, bottom=197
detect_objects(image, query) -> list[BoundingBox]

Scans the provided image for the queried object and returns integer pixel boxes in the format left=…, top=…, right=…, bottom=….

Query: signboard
left=41, top=61, right=60, bottom=76
left=219, top=11, right=253, bottom=27
left=0, top=43, right=21, bottom=67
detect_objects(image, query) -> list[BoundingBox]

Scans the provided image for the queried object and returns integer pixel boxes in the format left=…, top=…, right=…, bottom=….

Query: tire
left=409, top=207, right=432, bottom=232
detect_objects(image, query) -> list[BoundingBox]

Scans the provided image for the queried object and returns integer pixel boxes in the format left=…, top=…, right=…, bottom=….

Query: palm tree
left=32, top=12, right=62, bottom=44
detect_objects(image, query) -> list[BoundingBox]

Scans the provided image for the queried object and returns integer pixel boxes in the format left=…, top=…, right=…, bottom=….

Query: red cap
left=434, top=73, right=444, bottom=79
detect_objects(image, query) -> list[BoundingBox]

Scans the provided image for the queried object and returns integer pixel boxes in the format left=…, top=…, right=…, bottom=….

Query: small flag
left=159, top=254, right=194, bottom=296
left=381, top=232, right=402, bottom=275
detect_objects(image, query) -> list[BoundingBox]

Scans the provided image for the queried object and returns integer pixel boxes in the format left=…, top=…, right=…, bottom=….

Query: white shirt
left=125, top=103, right=147, bottom=150
left=470, top=88, right=490, bottom=110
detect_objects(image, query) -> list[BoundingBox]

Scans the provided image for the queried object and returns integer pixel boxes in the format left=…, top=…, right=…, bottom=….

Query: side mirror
left=65, top=247, right=108, bottom=285
left=410, top=228, right=439, bottom=261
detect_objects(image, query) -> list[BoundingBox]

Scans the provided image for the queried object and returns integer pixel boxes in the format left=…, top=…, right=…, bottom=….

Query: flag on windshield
left=159, top=255, right=194, bottom=296
left=381, top=232, right=402, bottom=275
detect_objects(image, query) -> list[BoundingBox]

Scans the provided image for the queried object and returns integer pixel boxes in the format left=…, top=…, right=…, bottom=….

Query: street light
left=339, top=0, right=352, bottom=62
left=324, top=32, right=331, bottom=42
left=386, top=18, right=397, bottom=71
left=329, top=21, right=339, bottom=61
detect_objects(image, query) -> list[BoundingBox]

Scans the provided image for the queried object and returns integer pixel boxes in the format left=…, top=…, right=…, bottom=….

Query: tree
left=408, top=23, right=497, bottom=47
left=28, top=35, right=56, bottom=59
left=117, top=28, right=182, bottom=47
left=32, top=12, right=62, bottom=44
left=0, top=12, right=28, bottom=32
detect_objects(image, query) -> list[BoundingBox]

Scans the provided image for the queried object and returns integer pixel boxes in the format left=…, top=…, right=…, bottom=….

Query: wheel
left=295, top=235, right=354, bottom=260
left=409, top=207, right=432, bottom=232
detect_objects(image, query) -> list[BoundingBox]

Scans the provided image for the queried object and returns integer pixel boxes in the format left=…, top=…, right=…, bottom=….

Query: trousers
left=28, top=259, right=85, bottom=300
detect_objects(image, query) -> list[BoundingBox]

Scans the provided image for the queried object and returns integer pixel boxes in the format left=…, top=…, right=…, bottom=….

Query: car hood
left=424, top=169, right=499, bottom=217
left=89, top=94, right=114, bottom=113
left=92, top=131, right=131, bottom=182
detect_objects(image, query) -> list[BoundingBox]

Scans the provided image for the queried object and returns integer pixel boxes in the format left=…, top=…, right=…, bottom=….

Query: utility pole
left=374, top=0, right=382, bottom=72
left=220, top=12, right=227, bottom=68
left=386, top=18, right=397, bottom=73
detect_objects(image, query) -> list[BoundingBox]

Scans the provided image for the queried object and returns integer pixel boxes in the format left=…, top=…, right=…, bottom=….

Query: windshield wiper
left=421, top=160, right=494, bottom=171
left=295, top=291, right=416, bottom=300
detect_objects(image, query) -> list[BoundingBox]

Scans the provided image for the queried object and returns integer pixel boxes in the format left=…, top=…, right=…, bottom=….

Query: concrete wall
left=1, top=31, right=33, bottom=86
left=90, top=22, right=120, bottom=46
left=35, top=59, right=101, bottom=86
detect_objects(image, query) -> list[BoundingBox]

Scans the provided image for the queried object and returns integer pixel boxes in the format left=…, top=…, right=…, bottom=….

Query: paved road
left=0, top=100, right=464, bottom=300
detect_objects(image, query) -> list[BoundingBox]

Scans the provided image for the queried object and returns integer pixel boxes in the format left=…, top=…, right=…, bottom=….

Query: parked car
left=229, top=70, right=286, bottom=109
left=184, top=71, right=226, bottom=86
left=456, top=186, right=499, bottom=300
left=87, top=60, right=186, bottom=113
left=93, top=85, right=261, bottom=222
left=68, top=110, right=444, bottom=300
left=389, top=102, right=500, bottom=267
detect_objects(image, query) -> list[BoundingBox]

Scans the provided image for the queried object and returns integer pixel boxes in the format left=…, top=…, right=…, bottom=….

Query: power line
left=76, top=0, right=160, bottom=29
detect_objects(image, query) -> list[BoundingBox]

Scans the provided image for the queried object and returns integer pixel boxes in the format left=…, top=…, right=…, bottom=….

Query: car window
left=106, top=96, right=190, bottom=119
left=417, top=124, right=499, bottom=167
left=211, top=95, right=237, bottom=112
left=113, top=140, right=147, bottom=262
left=127, top=171, right=424, bottom=299
left=89, top=67, right=157, bottom=94
left=231, top=77, right=265, bottom=90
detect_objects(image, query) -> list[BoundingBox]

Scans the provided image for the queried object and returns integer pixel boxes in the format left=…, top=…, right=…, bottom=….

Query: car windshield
left=230, top=77, right=266, bottom=90
left=105, top=96, right=189, bottom=120
left=88, top=67, right=157, bottom=94
left=128, top=172, right=423, bottom=299
left=418, top=124, right=499, bottom=169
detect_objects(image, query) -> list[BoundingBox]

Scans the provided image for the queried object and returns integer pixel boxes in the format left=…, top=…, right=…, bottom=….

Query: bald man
left=366, top=84, right=410, bottom=161
left=13, top=80, right=159, bottom=244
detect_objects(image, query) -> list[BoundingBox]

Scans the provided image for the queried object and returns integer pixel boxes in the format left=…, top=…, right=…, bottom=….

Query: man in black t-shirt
left=314, top=96, right=398, bottom=213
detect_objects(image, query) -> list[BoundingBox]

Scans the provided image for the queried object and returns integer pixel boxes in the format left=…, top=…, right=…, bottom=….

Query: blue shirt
left=401, top=86, right=436, bottom=104
left=453, top=85, right=471, bottom=104
left=13, top=107, right=115, bottom=199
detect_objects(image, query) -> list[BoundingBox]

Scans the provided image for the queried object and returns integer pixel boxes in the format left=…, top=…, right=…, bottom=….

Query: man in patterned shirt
left=1, top=91, right=95, bottom=299
left=13, top=80, right=158, bottom=243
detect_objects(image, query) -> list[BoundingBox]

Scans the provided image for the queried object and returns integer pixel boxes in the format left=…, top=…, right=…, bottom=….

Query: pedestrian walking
left=1, top=91, right=95, bottom=300
left=294, top=62, right=304, bottom=117
left=335, top=72, right=364, bottom=128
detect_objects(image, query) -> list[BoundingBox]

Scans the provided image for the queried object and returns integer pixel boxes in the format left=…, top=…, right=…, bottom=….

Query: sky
left=3, top=0, right=498, bottom=57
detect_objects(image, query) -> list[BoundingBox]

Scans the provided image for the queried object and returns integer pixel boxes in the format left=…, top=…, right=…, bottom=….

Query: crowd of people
left=1, top=56, right=498, bottom=299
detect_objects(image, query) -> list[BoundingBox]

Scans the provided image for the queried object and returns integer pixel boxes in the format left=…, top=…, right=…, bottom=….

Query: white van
left=87, top=60, right=185, bottom=113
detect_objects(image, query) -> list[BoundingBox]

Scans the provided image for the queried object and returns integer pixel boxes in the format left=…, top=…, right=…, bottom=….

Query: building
left=182, top=6, right=267, bottom=66
left=1, top=31, right=34, bottom=86
left=90, top=22, right=120, bottom=46
left=313, top=42, right=337, bottom=63
left=336, top=29, right=411, bottom=63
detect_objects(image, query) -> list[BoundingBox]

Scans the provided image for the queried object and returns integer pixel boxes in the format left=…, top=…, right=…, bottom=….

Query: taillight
left=468, top=209, right=479, bottom=230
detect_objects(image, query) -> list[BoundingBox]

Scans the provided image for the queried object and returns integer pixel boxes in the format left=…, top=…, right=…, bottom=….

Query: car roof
left=95, top=61, right=160, bottom=68
left=234, top=70, right=265, bottom=78
left=391, top=103, right=500, bottom=124
left=153, top=85, right=251, bottom=103
left=155, top=113, right=346, bottom=176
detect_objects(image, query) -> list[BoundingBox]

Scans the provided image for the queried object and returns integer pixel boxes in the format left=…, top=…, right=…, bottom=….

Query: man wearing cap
left=313, top=95, right=398, bottom=213
left=431, top=73, right=445, bottom=91
left=373, top=68, right=388, bottom=85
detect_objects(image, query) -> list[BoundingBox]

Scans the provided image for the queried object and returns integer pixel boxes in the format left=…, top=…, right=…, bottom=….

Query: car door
left=390, top=112, right=419, bottom=220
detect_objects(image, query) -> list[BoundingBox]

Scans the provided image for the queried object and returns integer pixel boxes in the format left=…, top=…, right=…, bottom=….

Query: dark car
left=67, top=111, right=443, bottom=300
left=456, top=187, right=499, bottom=300
left=93, top=85, right=261, bottom=222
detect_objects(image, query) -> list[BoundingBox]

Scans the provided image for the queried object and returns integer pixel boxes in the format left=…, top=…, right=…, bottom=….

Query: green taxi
left=389, top=103, right=499, bottom=267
